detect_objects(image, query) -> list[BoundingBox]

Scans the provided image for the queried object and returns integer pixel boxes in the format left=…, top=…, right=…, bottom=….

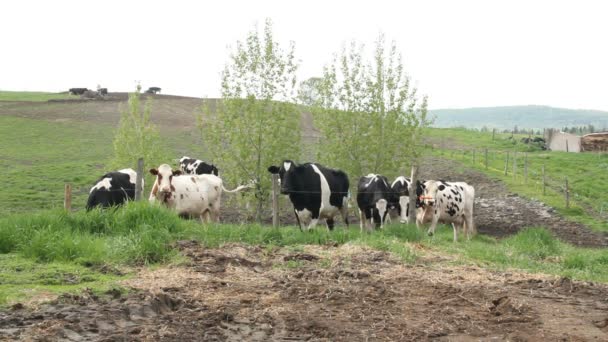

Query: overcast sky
left=1, top=0, right=607, bottom=110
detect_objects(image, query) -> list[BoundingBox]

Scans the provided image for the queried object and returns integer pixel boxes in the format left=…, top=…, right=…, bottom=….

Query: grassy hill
left=430, top=105, right=608, bottom=131
left=1, top=91, right=606, bottom=232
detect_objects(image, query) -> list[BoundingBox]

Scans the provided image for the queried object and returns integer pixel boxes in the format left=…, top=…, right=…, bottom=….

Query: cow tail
left=221, top=184, right=252, bottom=193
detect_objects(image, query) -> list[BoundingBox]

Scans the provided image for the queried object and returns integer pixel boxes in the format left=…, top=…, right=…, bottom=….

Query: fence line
left=441, top=147, right=608, bottom=221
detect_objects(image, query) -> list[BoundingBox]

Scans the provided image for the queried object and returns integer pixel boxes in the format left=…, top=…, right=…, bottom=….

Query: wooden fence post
left=492, top=128, right=495, bottom=141
left=484, top=148, right=488, bottom=170
left=524, top=152, right=528, bottom=184
left=565, top=177, right=570, bottom=209
left=542, top=164, right=546, bottom=196
left=512, top=152, right=517, bottom=181
left=408, top=165, right=419, bottom=224
left=504, top=152, right=509, bottom=176
left=566, top=139, right=569, bottom=153
left=64, top=183, right=72, bottom=211
left=272, top=174, right=280, bottom=228
left=135, top=158, right=144, bottom=201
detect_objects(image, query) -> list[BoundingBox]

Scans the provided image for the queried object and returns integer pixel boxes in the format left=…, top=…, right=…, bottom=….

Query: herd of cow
left=86, top=157, right=476, bottom=241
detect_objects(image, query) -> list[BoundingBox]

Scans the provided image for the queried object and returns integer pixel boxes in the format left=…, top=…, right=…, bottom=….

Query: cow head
left=149, top=164, right=182, bottom=201
left=267, top=160, right=297, bottom=194
left=419, top=180, right=438, bottom=207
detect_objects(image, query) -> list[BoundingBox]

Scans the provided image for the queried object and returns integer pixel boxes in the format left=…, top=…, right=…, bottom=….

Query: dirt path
left=2, top=242, right=607, bottom=341
left=418, top=157, right=608, bottom=248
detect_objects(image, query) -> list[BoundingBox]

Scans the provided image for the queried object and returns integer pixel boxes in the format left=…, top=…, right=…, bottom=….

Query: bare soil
left=2, top=242, right=607, bottom=341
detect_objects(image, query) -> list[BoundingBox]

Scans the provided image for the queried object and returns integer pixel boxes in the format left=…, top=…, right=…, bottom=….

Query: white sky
left=1, top=0, right=607, bottom=110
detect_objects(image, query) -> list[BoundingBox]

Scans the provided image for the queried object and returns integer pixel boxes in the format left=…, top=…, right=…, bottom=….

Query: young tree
left=199, top=19, right=301, bottom=221
left=297, top=77, right=323, bottom=106
left=111, top=86, right=168, bottom=174
left=314, top=34, right=430, bottom=185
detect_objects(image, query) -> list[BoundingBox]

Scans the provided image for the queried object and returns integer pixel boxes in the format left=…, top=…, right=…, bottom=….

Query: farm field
left=426, top=128, right=608, bottom=232
left=1, top=92, right=607, bottom=340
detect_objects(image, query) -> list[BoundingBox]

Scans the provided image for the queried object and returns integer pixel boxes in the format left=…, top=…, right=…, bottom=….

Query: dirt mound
left=2, top=243, right=607, bottom=341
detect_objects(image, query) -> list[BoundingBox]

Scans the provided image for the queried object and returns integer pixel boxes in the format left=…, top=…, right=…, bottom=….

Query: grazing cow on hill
left=145, top=87, right=161, bottom=94
left=357, top=174, right=391, bottom=231
left=267, top=160, right=349, bottom=231
left=86, top=168, right=143, bottom=210
left=178, top=156, right=219, bottom=176
left=69, top=88, right=88, bottom=95
left=149, top=164, right=251, bottom=222
left=416, top=180, right=475, bottom=242
left=99, top=88, right=108, bottom=96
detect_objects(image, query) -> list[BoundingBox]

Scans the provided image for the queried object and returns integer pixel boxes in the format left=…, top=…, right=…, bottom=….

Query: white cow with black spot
left=417, top=180, right=475, bottom=241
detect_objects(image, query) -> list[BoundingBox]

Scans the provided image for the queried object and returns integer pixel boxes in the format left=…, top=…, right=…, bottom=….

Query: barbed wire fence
left=437, top=147, right=608, bottom=222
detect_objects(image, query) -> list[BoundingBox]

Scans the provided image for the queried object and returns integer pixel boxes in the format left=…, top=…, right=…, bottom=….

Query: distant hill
left=429, top=105, right=608, bottom=131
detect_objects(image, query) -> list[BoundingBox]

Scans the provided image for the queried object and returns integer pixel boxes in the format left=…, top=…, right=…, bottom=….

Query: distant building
left=544, top=129, right=581, bottom=152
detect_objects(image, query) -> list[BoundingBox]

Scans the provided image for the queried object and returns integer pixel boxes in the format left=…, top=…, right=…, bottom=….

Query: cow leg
left=307, top=218, right=319, bottom=231
left=359, top=210, right=365, bottom=232
left=340, top=204, right=349, bottom=228
left=294, top=209, right=303, bottom=231
left=326, top=218, right=335, bottom=231
left=465, top=213, right=475, bottom=240
left=427, top=208, right=440, bottom=237
left=451, top=222, right=458, bottom=242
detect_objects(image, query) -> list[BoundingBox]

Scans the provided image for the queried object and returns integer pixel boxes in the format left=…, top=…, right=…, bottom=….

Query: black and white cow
left=69, top=88, right=88, bottom=95
left=86, top=168, right=143, bottom=210
left=417, top=180, right=475, bottom=241
left=178, top=156, right=219, bottom=176
left=267, top=160, right=349, bottom=231
left=357, top=174, right=391, bottom=231
left=387, top=176, right=426, bottom=223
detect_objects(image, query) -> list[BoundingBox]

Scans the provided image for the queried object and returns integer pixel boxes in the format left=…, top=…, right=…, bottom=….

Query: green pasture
left=429, top=128, right=608, bottom=231
left=1, top=203, right=607, bottom=306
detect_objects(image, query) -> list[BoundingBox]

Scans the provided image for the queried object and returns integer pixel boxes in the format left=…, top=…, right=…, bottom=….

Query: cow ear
left=267, top=165, right=280, bottom=174
left=149, top=168, right=159, bottom=175
left=172, top=170, right=182, bottom=176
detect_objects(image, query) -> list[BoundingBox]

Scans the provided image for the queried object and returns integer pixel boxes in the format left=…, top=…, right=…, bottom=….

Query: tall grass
left=430, top=227, right=608, bottom=282
left=0, top=202, right=185, bottom=265
left=2, top=203, right=608, bottom=282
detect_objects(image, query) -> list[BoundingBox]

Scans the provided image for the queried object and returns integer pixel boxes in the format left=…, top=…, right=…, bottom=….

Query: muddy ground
left=1, top=242, right=607, bottom=341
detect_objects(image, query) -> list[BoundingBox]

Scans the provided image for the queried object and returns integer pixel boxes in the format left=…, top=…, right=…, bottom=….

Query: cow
left=178, top=156, right=219, bottom=176
left=267, top=160, right=349, bottom=231
left=69, top=88, right=88, bottom=95
left=99, top=88, right=108, bottom=96
left=416, top=180, right=475, bottom=242
left=357, top=174, right=391, bottom=231
left=387, top=176, right=427, bottom=224
left=86, top=168, right=143, bottom=210
left=145, top=87, right=161, bottom=94
left=148, top=164, right=251, bottom=222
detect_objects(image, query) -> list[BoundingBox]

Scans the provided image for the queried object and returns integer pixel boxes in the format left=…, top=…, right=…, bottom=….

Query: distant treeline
left=430, top=105, right=608, bottom=132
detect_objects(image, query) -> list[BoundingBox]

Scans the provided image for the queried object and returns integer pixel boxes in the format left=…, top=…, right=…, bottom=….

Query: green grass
left=1, top=204, right=608, bottom=306
left=425, top=127, right=545, bottom=152
left=0, top=116, right=117, bottom=214
left=428, top=227, right=608, bottom=283
left=0, top=91, right=77, bottom=102
left=428, top=127, right=608, bottom=231
left=0, top=254, right=126, bottom=306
